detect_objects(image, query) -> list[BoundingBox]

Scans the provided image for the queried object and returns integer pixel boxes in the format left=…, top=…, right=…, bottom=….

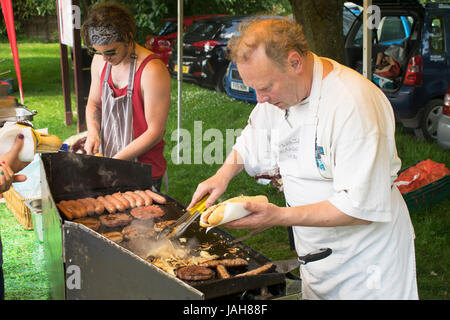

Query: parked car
left=169, top=16, right=284, bottom=93
left=345, top=1, right=450, bottom=142
left=437, top=85, right=450, bottom=149
left=168, top=16, right=250, bottom=92
left=144, top=15, right=226, bottom=66
left=224, top=4, right=363, bottom=104
left=224, top=62, right=257, bottom=104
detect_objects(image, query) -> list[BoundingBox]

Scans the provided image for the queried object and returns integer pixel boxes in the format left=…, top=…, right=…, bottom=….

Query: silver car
left=437, top=85, right=450, bottom=150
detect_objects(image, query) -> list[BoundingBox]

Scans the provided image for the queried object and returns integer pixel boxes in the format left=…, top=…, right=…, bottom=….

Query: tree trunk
left=290, top=0, right=345, bottom=63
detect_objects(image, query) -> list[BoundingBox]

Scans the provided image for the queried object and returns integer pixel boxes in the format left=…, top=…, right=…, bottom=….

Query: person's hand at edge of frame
left=0, top=134, right=29, bottom=193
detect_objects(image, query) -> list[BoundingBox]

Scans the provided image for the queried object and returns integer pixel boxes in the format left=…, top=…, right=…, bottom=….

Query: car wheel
left=417, top=99, right=443, bottom=142
left=214, top=67, right=227, bottom=93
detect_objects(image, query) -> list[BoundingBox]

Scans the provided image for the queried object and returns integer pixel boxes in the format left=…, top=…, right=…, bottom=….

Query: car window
left=343, top=7, right=359, bottom=36
left=158, top=21, right=177, bottom=36
left=352, top=23, right=364, bottom=47
left=352, top=24, right=376, bottom=47
left=407, top=16, right=414, bottom=30
left=429, top=16, right=445, bottom=53
left=216, top=21, right=240, bottom=41
left=184, top=21, right=221, bottom=42
left=378, top=16, right=406, bottom=43
left=351, top=15, right=413, bottom=47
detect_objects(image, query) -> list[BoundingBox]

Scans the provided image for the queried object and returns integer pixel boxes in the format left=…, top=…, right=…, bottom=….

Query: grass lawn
left=0, top=42, right=449, bottom=300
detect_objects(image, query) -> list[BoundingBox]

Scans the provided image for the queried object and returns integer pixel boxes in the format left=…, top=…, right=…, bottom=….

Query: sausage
left=78, top=198, right=95, bottom=216
left=145, top=189, right=167, bottom=204
left=96, top=196, right=116, bottom=214
left=84, top=197, right=104, bottom=215
left=200, top=258, right=248, bottom=268
left=67, top=200, right=88, bottom=218
left=216, top=265, right=230, bottom=279
left=135, top=190, right=152, bottom=206
left=122, top=192, right=137, bottom=208
left=235, top=263, right=274, bottom=277
left=125, top=191, right=144, bottom=207
left=132, top=191, right=146, bottom=207
left=105, top=194, right=126, bottom=212
left=56, top=201, right=75, bottom=220
left=112, top=192, right=131, bottom=209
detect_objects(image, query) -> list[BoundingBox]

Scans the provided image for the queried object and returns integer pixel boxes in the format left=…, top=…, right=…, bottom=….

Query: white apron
left=276, top=54, right=418, bottom=300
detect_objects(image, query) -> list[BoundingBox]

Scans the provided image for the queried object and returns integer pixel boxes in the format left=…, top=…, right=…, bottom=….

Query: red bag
left=395, top=159, right=450, bottom=194
left=374, top=56, right=401, bottom=78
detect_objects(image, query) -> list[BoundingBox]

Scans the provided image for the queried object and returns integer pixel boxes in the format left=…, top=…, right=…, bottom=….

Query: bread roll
left=200, top=195, right=268, bottom=228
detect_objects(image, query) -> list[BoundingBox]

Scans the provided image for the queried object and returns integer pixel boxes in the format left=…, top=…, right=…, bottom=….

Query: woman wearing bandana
left=82, top=2, right=170, bottom=191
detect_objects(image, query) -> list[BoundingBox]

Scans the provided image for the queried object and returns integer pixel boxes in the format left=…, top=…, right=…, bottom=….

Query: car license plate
left=174, top=65, right=189, bottom=73
left=231, top=81, right=249, bottom=92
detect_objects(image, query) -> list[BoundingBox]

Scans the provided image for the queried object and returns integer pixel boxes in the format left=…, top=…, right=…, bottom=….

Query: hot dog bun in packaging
left=0, top=122, right=62, bottom=161
left=200, top=195, right=268, bottom=231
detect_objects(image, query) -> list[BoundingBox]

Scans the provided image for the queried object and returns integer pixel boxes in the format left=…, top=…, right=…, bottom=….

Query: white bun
left=200, top=195, right=268, bottom=230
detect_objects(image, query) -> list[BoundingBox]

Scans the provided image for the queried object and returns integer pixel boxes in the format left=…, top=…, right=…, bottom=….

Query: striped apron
left=100, top=55, right=137, bottom=159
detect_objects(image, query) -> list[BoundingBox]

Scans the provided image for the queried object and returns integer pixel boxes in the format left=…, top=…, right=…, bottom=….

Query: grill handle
left=298, top=248, right=332, bottom=265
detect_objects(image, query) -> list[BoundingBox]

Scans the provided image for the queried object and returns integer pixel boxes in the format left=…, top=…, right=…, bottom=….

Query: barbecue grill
left=39, top=152, right=300, bottom=300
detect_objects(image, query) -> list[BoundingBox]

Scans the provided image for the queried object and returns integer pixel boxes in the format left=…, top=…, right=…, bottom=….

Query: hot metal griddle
left=40, top=152, right=291, bottom=300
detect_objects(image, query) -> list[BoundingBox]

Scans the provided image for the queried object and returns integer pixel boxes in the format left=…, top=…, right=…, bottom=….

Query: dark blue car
left=346, top=0, right=450, bottom=141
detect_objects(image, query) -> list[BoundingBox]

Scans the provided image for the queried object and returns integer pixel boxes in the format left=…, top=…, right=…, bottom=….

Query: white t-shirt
left=233, top=54, right=418, bottom=299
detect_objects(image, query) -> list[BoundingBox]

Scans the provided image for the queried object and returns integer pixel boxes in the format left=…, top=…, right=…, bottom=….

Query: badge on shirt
left=315, top=143, right=326, bottom=171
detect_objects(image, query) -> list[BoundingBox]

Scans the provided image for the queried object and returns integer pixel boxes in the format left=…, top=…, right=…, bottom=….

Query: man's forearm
left=279, top=200, right=372, bottom=227
left=215, top=149, right=245, bottom=184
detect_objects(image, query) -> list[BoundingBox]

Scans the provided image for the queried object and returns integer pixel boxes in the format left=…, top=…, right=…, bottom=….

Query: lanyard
left=284, top=53, right=332, bottom=180
left=311, top=55, right=333, bottom=180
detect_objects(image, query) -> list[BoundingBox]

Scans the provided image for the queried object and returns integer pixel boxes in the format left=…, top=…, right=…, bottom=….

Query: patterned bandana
left=88, top=26, right=122, bottom=45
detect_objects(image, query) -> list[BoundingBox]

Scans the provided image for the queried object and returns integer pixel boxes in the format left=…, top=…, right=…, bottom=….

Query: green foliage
left=124, top=0, right=291, bottom=43
left=11, top=0, right=56, bottom=20
left=0, top=0, right=56, bottom=40
left=77, top=0, right=291, bottom=45
left=1, top=0, right=291, bottom=43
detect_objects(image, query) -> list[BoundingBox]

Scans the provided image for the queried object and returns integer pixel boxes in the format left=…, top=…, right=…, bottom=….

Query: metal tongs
left=166, top=194, right=210, bottom=239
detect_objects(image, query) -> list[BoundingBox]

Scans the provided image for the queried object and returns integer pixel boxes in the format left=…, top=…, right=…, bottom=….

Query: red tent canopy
left=1, top=0, right=24, bottom=103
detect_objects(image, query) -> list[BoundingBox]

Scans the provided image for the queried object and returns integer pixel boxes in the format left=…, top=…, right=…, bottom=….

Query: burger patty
left=130, top=205, right=165, bottom=220
left=72, top=217, right=101, bottom=231
left=99, top=213, right=133, bottom=228
left=101, top=231, right=124, bottom=244
left=176, top=265, right=216, bottom=281
left=122, top=223, right=154, bottom=240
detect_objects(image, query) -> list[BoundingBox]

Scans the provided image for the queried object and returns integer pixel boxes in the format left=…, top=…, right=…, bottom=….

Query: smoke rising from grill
left=123, top=219, right=200, bottom=261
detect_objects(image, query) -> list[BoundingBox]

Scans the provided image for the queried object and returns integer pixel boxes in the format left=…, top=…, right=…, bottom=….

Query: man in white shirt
left=188, top=18, right=418, bottom=299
